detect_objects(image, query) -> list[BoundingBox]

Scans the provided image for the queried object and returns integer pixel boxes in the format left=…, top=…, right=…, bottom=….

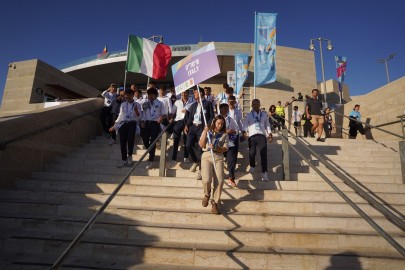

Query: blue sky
left=1, top=0, right=404, bottom=104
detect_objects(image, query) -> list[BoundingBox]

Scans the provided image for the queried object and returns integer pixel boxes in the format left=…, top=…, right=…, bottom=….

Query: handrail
left=270, top=116, right=405, bottom=257
left=50, top=122, right=174, bottom=269
left=0, top=108, right=101, bottom=151
left=333, top=110, right=404, bottom=140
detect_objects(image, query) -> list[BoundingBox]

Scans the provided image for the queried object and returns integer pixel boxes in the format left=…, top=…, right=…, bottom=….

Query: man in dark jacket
left=184, top=86, right=215, bottom=177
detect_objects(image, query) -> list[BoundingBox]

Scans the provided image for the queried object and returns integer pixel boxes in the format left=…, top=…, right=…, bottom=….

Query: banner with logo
left=235, top=54, right=249, bottom=95
left=335, top=56, right=347, bottom=92
left=171, top=42, right=220, bottom=95
left=227, top=71, right=235, bottom=88
left=254, top=12, right=277, bottom=86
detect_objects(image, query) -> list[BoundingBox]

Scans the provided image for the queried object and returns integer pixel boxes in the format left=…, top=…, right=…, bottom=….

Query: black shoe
left=316, top=138, right=324, bottom=142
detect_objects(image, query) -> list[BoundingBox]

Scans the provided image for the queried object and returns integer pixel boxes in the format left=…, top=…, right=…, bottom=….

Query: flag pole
left=253, top=12, right=257, bottom=100
left=124, top=35, right=131, bottom=90
left=197, top=85, right=218, bottom=173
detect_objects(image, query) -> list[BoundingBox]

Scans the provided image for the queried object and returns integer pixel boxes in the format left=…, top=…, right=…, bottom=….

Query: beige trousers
left=201, top=151, right=225, bottom=205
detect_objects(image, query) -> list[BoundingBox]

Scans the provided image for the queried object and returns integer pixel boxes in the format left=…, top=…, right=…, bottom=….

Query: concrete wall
left=342, top=76, right=405, bottom=140
left=0, top=98, right=103, bottom=188
left=0, top=59, right=101, bottom=115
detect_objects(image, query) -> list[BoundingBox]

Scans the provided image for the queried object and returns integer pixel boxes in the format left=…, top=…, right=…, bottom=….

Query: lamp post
left=309, top=37, right=333, bottom=107
left=378, top=53, right=396, bottom=84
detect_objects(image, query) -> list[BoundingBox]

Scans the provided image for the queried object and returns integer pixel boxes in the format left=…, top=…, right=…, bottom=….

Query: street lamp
left=309, top=37, right=333, bottom=107
left=378, top=53, right=396, bottom=84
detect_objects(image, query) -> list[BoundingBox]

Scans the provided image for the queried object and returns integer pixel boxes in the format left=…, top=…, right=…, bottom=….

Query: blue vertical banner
left=254, top=12, right=277, bottom=86
left=335, top=56, right=347, bottom=92
left=234, top=54, right=249, bottom=95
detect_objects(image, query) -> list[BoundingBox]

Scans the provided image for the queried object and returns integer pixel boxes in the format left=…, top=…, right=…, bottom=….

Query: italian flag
left=126, top=35, right=172, bottom=80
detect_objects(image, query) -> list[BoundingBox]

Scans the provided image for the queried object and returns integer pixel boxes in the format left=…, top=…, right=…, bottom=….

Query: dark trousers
left=226, top=137, right=239, bottom=180
left=172, top=120, right=189, bottom=161
left=248, top=134, right=267, bottom=173
left=349, top=121, right=365, bottom=138
left=100, top=106, right=112, bottom=133
left=119, top=122, right=137, bottom=161
left=303, top=121, right=312, bottom=137
left=111, top=114, right=118, bottom=141
left=186, top=125, right=203, bottom=163
left=140, top=121, right=161, bottom=161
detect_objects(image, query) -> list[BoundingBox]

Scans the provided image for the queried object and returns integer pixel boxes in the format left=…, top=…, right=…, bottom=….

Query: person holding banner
left=199, top=115, right=229, bottom=215
left=140, top=87, right=167, bottom=169
left=242, top=99, right=273, bottom=182
left=185, top=87, right=215, bottom=178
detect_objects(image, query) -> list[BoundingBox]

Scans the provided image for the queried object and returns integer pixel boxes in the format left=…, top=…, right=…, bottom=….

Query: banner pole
left=124, top=35, right=131, bottom=89
left=197, top=85, right=218, bottom=173
left=253, top=12, right=257, bottom=99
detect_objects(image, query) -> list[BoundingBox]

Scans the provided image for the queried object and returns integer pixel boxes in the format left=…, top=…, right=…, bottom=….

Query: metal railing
left=50, top=122, right=173, bottom=269
left=270, top=115, right=405, bottom=257
left=0, top=108, right=101, bottom=151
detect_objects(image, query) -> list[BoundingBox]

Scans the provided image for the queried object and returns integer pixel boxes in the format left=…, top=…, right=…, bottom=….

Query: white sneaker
left=190, top=162, right=198, bottom=172
left=183, top=158, right=190, bottom=163
left=145, top=161, right=153, bottom=170
left=248, top=166, right=255, bottom=173
left=127, top=155, right=133, bottom=165
left=117, top=160, right=128, bottom=168
left=262, top=172, right=269, bottom=182
left=196, top=170, right=202, bottom=180
left=108, top=139, right=115, bottom=146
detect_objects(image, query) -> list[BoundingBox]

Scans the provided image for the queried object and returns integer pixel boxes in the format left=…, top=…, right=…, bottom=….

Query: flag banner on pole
left=235, top=53, right=249, bottom=95
left=97, top=45, right=109, bottom=59
left=254, top=12, right=277, bottom=86
left=227, top=71, right=235, bottom=88
left=171, top=42, right=220, bottom=95
left=335, top=56, right=347, bottom=92
left=126, top=35, right=172, bottom=80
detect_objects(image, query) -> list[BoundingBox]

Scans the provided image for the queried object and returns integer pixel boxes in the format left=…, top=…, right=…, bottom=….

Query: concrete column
left=400, top=141, right=405, bottom=184
left=281, top=129, right=290, bottom=180
left=159, top=132, right=168, bottom=177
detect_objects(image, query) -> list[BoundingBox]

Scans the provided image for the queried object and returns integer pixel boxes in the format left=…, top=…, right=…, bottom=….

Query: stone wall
left=0, top=98, right=103, bottom=187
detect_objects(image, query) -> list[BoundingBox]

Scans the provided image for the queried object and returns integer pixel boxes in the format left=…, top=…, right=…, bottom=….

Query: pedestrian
left=109, top=88, right=125, bottom=145
left=323, top=108, right=335, bottom=138
left=301, top=112, right=313, bottom=137
left=199, top=114, right=229, bottom=214
left=140, top=87, right=168, bottom=169
left=275, top=101, right=286, bottom=129
left=169, top=91, right=194, bottom=166
left=290, top=105, right=302, bottom=137
left=101, top=83, right=117, bottom=137
left=268, top=105, right=279, bottom=131
left=348, top=104, right=366, bottom=139
left=109, top=89, right=141, bottom=168
left=242, top=99, right=273, bottom=181
left=219, top=103, right=240, bottom=187
left=306, top=89, right=325, bottom=141
left=185, top=86, right=215, bottom=180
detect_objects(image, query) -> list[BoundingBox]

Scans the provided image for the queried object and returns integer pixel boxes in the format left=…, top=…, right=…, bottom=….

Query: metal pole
left=318, top=38, right=327, bottom=107
left=385, top=60, right=390, bottom=83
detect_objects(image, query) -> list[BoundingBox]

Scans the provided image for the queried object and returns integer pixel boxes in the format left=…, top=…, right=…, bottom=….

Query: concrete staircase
left=0, top=134, right=404, bottom=269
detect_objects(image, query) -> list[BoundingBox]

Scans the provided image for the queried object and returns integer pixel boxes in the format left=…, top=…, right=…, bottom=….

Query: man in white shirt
left=109, top=89, right=141, bottom=168
left=169, top=91, right=194, bottom=166
left=290, top=105, right=302, bottom=137
left=101, top=83, right=117, bottom=137
left=140, top=87, right=168, bottom=169
left=242, top=99, right=273, bottom=181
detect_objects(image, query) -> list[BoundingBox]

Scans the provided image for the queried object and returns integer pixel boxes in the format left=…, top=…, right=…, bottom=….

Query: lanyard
left=252, top=110, right=261, bottom=123
left=208, top=131, right=223, bottom=148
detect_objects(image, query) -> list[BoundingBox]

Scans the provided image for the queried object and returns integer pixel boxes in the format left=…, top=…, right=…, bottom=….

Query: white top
left=157, top=96, right=172, bottom=114
left=228, top=107, right=243, bottom=130
left=292, top=110, right=302, bottom=122
left=101, top=90, right=116, bottom=107
left=243, top=110, right=271, bottom=137
left=141, top=99, right=167, bottom=121
left=135, top=96, right=146, bottom=105
left=115, top=100, right=142, bottom=123
left=173, top=99, right=194, bottom=121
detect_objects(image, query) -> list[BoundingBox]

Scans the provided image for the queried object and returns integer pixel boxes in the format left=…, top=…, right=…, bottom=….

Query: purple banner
left=172, top=42, right=220, bottom=95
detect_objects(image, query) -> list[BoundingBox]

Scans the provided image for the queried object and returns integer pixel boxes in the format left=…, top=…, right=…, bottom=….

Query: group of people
left=100, top=84, right=365, bottom=215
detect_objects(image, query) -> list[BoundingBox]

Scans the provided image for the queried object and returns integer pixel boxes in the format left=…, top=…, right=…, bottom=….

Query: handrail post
left=159, top=131, right=168, bottom=177
left=400, top=141, right=405, bottom=184
left=281, top=128, right=290, bottom=180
